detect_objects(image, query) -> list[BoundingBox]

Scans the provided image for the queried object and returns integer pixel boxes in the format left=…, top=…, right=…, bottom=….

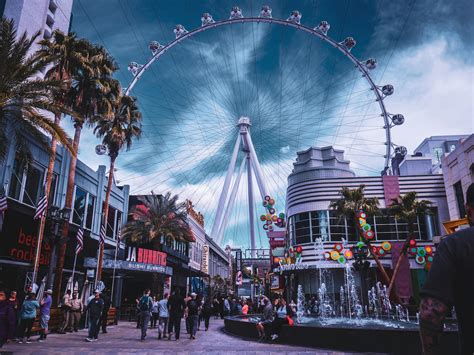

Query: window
left=106, top=206, right=117, bottom=238
left=311, top=211, right=330, bottom=242
left=71, top=186, right=95, bottom=230
left=329, top=211, right=346, bottom=241
left=73, top=187, right=87, bottom=225
left=294, top=212, right=310, bottom=244
left=86, top=195, right=95, bottom=229
left=454, top=181, right=466, bottom=218
left=432, top=147, right=444, bottom=163
left=8, top=159, right=46, bottom=207
left=374, top=212, right=397, bottom=240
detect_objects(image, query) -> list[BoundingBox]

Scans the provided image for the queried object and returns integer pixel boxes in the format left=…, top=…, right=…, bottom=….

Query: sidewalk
left=1, top=318, right=377, bottom=354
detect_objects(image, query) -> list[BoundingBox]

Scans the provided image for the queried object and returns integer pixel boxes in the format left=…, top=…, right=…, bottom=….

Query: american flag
left=33, top=194, right=48, bottom=220
left=75, top=228, right=84, bottom=255
left=99, top=223, right=106, bottom=246
left=0, top=187, right=7, bottom=216
left=116, top=223, right=122, bottom=240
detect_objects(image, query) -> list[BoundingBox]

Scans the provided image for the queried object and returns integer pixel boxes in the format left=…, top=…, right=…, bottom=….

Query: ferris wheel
left=118, top=6, right=406, bottom=249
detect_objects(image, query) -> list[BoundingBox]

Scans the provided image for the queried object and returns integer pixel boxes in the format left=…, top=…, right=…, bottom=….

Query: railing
left=162, top=244, right=190, bottom=263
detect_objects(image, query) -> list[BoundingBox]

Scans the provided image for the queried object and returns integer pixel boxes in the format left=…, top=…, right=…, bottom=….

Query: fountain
left=225, top=238, right=458, bottom=353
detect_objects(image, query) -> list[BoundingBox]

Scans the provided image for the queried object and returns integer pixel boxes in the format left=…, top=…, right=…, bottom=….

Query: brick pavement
left=1, top=318, right=383, bottom=355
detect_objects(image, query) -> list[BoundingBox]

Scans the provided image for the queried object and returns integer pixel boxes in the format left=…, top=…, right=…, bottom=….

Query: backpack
left=139, top=296, right=151, bottom=312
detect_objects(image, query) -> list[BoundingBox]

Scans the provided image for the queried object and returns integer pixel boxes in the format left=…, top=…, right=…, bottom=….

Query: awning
left=84, top=257, right=173, bottom=276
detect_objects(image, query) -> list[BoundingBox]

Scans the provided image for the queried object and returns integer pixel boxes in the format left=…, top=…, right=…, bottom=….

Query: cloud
left=280, top=145, right=290, bottom=154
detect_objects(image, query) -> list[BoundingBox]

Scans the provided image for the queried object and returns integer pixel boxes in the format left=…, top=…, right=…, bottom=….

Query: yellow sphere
left=330, top=251, right=340, bottom=261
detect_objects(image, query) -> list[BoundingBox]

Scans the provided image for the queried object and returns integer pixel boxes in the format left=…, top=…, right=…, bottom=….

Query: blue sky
left=67, top=0, right=473, bottom=249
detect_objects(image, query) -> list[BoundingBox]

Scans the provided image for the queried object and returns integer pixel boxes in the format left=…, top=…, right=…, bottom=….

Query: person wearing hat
left=420, top=182, right=474, bottom=355
left=69, top=291, right=83, bottom=332
left=186, top=293, right=199, bottom=340
left=37, top=289, right=52, bottom=342
left=84, top=290, right=104, bottom=342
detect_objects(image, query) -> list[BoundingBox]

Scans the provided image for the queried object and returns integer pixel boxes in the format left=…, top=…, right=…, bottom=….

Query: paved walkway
left=1, top=318, right=382, bottom=354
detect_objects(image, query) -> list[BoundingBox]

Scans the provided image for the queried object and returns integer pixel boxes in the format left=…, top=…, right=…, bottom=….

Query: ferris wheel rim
left=125, top=16, right=395, bottom=171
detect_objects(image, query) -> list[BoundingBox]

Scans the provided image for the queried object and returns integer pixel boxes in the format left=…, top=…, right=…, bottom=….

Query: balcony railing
left=162, top=244, right=190, bottom=264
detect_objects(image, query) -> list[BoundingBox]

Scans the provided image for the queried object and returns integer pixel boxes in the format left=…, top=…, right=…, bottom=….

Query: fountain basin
left=224, top=315, right=459, bottom=354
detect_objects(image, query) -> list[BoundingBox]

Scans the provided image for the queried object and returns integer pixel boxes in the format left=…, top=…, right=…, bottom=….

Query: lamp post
left=46, top=206, right=71, bottom=291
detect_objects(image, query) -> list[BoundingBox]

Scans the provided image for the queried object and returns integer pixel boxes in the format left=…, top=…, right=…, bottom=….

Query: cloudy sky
left=68, top=0, right=473, bottom=249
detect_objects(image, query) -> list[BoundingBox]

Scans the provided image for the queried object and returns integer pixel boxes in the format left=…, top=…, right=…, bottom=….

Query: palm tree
left=124, top=192, right=193, bottom=246
left=329, top=185, right=397, bottom=301
left=93, top=93, right=142, bottom=281
left=31, top=32, right=90, bottom=281
left=387, top=192, right=432, bottom=296
left=53, top=42, right=119, bottom=302
left=0, top=18, right=73, bottom=164
left=124, top=192, right=193, bottom=294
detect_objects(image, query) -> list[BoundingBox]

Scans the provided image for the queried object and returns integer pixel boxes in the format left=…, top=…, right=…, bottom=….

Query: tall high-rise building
left=2, top=0, right=73, bottom=54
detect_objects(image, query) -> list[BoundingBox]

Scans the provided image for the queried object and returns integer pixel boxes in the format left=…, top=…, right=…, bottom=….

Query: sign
left=274, top=261, right=309, bottom=273
left=126, top=247, right=166, bottom=266
left=84, top=257, right=173, bottom=276
left=270, top=274, right=280, bottom=290
left=235, top=250, right=242, bottom=272
left=201, top=244, right=209, bottom=274
left=0, top=209, right=52, bottom=266
left=235, top=270, right=242, bottom=286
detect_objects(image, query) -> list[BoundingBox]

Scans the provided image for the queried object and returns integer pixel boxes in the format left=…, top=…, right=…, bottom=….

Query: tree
left=387, top=192, right=432, bottom=296
left=30, top=31, right=90, bottom=283
left=53, top=42, right=119, bottom=302
left=93, top=94, right=142, bottom=281
left=329, top=185, right=398, bottom=302
left=124, top=192, right=193, bottom=294
left=0, top=18, right=73, bottom=165
left=124, top=192, right=193, bottom=246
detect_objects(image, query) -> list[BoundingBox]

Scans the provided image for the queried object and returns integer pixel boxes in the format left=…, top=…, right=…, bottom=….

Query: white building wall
left=442, top=134, right=474, bottom=220
left=187, top=215, right=205, bottom=272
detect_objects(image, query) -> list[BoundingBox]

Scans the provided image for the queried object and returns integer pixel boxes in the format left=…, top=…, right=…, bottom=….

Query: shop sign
left=201, top=244, right=209, bottom=274
left=235, top=270, right=243, bottom=286
left=270, top=274, right=280, bottom=290
left=126, top=246, right=166, bottom=266
left=274, top=261, right=309, bottom=273
left=84, top=257, right=173, bottom=275
left=273, top=246, right=308, bottom=273
left=0, top=208, right=52, bottom=266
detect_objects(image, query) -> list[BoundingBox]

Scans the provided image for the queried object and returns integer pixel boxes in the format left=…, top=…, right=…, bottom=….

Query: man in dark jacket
left=100, top=290, right=111, bottom=334
left=85, top=290, right=104, bottom=342
left=167, top=288, right=186, bottom=340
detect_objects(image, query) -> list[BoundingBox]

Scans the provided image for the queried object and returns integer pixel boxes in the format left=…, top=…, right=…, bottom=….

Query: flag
left=116, top=223, right=122, bottom=241
left=99, top=223, right=106, bottom=246
left=0, top=187, right=7, bottom=215
left=75, top=228, right=84, bottom=255
left=34, top=194, right=48, bottom=220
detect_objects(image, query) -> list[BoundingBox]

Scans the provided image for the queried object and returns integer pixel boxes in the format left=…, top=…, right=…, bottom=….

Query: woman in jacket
left=18, top=293, right=39, bottom=343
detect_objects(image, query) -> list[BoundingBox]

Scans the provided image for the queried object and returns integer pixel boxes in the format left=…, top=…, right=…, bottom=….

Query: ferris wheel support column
left=243, top=132, right=267, bottom=200
left=246, top=154, right=256, bottom=258
left=210, top=133, right=242, bottom=240
left=216, top=158, right=246, bottom=246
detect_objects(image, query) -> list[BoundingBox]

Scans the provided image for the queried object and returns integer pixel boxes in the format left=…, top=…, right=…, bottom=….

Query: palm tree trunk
left=96, top=155, right=116, bottom=281
left=354, top=217, right=401, bottom=303
left=33, top=113, right=61, bottom=283
left=387, top=221, right=415, bottom=298
left=53, top=122, right=82, bottom=304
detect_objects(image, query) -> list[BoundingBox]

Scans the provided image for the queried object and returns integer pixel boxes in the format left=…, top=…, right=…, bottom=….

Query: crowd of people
left=0, top=286, right=113, bottom=347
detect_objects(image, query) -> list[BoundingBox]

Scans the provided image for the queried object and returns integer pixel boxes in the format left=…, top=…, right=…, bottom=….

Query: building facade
left=280, top=144, right=450, bottom=302
left=442, top=134, right=474, bottom=220
left=0, top=132, right=129, bottom=303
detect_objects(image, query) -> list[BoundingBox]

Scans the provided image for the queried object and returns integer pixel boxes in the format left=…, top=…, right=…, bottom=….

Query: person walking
left=0, top=290, right=15, bottom=348
left=157, top=294, right=169, bottom=339
left=186, top=293, right=199, bottom=339
left=150, top=296, right=159, bottom=329
left=84, top=290, right=104, bottom=342
left=212, top=297, right=220, bottom=319
left=18, top=293, right=39, bottom=344
left=420, top=183, right=474, bottom=355
left=100, top=290, right=111, bottom=334
left=167, top=288, right=186, bottom=340
left=69, top=291, right=83, bottom=332
left=138, top=289, right=153, bottom=341
left=256, top=297, right=273, bottom=341
left=37, top=289, right=52, bottom=342
left=59, top=289, right=72, bottom=333
left=201, top=298, right=212, bottom=331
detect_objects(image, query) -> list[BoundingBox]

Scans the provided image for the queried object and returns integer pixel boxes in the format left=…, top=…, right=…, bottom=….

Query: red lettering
left=138, top=248, right=143, bottom=263
left=25, top=235, right=32, bottom=246
left=153, top=250, right=158, bottom=265
left=18, top=228, right=26, bottom=244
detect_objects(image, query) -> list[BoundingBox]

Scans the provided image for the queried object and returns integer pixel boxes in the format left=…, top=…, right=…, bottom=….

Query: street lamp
left=46, top=206, right=71, bottom=290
